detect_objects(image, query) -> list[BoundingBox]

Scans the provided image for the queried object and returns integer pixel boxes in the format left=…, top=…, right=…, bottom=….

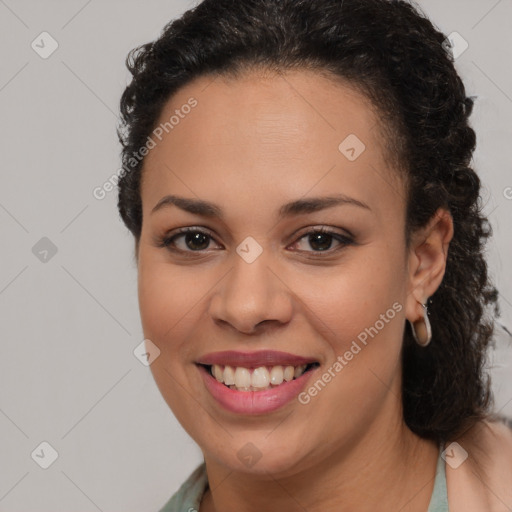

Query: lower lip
left=197, top=364, right=318, bottom=415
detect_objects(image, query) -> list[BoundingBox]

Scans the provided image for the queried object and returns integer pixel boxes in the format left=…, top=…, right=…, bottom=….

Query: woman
left=116, top=0, right=512, bottom=510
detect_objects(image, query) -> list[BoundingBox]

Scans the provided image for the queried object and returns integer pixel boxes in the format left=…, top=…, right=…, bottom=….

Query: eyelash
left=156, top=226, right=354, bottom=257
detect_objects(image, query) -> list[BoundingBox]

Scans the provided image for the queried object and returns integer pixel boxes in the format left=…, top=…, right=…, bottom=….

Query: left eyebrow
left=278, top=194, right=371, bottom=216
left=151, top=193, right=372, bottom=219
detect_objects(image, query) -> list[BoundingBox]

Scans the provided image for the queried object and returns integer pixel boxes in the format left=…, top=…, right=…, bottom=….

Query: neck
left=200, top=391, right=439, bottom=512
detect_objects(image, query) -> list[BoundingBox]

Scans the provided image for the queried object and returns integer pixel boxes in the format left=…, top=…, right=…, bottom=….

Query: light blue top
left=428, top=444, right=449, bottom=512
left=158, top=445, right=448, bottom=511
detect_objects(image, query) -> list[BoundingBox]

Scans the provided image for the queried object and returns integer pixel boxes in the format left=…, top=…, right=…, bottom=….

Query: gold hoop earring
left=408, top=300, right=432, bottom=347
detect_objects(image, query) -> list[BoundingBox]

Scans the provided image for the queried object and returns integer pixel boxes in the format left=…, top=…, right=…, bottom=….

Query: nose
left=208, top=251, right=294, bottom=335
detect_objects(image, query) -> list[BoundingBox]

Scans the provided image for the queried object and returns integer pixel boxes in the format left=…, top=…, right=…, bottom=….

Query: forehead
left=140, top=69, right=405, bottom=220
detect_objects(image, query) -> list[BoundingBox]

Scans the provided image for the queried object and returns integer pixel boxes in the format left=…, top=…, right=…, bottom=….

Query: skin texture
left=136, top=69, right=454, bottom=512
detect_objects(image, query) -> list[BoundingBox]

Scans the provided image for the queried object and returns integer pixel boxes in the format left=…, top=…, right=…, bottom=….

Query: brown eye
left=159, top=227, right=222, bottom=253
left=178, top=231, right=211, bottom=251
left=290, top=228, right=354, bottom=254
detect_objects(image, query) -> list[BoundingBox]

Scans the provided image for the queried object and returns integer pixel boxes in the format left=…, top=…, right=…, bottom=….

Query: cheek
left=137, top=257, right=206, bottom=423
left=294, top=247, right=406, bottom=352
left=291, top=255, right=407, bottom=442
left=137, top=257, right=201, bottom=358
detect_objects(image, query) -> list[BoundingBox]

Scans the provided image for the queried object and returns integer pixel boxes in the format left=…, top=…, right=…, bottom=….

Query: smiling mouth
left=199, top=362, right=320, bottom=392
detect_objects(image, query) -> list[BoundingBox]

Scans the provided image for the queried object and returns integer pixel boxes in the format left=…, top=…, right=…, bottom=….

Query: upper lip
left=196, top=350, right=318, bottom=367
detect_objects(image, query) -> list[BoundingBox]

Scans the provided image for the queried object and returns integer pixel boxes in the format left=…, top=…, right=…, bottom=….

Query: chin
left=202, top=433, right=314, bottom=478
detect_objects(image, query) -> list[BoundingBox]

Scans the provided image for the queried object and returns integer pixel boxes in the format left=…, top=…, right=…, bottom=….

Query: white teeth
left=209, top=363, right=313, bottom=391
left=234, top=367, right=251, bottom=389
left=269, top=365, right=284, bottom=385
left=223, top=365, right=235, bottom=385
left=294, top=364, right=307, bottom=378
left=284, top=366, right=295, bottom=382
left=251, top=367, right=270, bottom=388
left=213, top=364, right=224, bottom=382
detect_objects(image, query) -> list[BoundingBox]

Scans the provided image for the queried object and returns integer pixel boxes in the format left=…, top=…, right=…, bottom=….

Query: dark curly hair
left=117, top=0, right=501, bottom=443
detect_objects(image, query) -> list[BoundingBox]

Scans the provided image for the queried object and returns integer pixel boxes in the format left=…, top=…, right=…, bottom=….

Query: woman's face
left=137, top=69, right=424, bottom=476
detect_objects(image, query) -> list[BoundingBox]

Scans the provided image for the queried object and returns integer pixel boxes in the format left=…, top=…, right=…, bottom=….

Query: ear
left=405, top=207, right=454, bottom=323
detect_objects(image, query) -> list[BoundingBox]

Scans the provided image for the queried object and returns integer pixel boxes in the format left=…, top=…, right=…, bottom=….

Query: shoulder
left=446, top=416, right=512, bottom=512
left=157, top=462, right=208, bottom=512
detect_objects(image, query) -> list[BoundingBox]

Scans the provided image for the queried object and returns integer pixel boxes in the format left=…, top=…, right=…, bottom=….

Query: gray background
left=0, top=0, right=511, bottom=510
